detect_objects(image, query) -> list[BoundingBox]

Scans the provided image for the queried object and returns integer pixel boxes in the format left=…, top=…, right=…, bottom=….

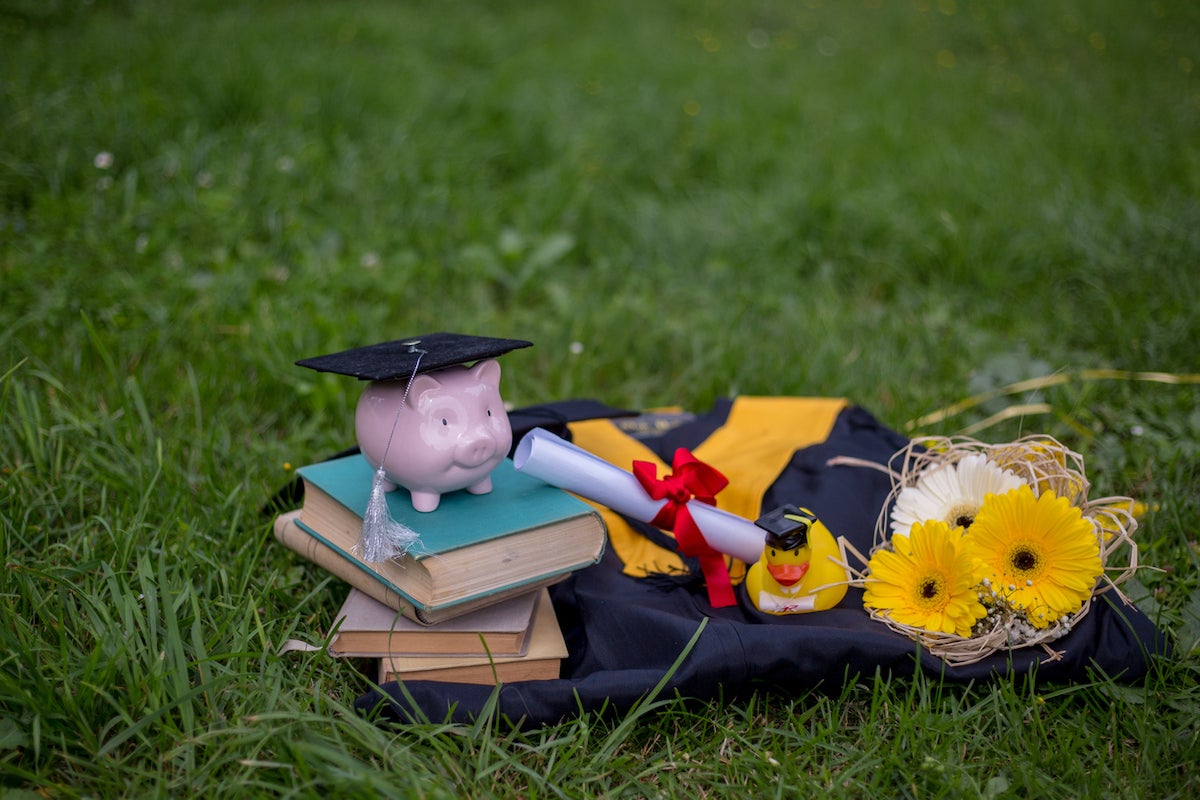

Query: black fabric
left=354, top=402, right=1170, bottom=728
left=505, top=399, right=639, bottom=455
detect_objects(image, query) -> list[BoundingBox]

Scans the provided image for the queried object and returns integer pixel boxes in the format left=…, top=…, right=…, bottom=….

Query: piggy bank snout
left=453, top=428, right=500, bottom=467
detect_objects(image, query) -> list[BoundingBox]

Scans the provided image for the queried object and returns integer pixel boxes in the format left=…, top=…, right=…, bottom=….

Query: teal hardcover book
left=277, top=454, right=606, bottom=623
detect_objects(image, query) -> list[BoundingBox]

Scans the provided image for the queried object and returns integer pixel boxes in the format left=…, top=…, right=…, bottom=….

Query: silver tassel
left=359, top=463, right=421, bottom=563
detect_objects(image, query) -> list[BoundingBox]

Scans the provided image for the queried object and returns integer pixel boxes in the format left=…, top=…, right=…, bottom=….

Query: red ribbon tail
left=671, top=506, right=737, bottom=608
left=697, top=553, right=737, bottom=608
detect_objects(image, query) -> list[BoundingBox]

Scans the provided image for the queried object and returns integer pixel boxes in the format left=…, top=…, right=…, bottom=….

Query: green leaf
left=0, top=717, right=31, bottom=750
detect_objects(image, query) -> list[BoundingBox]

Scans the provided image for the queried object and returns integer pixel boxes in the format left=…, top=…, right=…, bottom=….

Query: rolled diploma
left=512, top=427, right=764, bottom=564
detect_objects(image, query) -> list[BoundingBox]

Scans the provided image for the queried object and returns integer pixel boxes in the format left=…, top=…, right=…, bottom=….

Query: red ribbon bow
left=632, top=449, right=736, bottom=608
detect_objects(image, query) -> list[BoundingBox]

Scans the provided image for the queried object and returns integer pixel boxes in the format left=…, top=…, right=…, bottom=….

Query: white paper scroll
left=512, top=427, right=765, bottom=564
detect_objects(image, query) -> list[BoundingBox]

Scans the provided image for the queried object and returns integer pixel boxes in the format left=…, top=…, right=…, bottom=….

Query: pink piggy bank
left=355, top=359, right=512, bottom=512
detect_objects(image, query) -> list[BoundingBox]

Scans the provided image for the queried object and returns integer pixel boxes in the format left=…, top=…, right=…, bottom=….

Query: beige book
left=329, top=586, right=539, bottom=658
left=377, top=589, right=567, bottom=685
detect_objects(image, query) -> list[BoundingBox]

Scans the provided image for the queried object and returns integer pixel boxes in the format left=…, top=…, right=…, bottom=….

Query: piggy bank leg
left=466, top=476, right=494, bottom=496
left=409, top=490, right=442, bottom=513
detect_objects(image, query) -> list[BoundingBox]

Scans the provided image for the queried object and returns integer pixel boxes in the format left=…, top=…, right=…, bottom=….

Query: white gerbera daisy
left=889, top=453, right=1026, bottom=536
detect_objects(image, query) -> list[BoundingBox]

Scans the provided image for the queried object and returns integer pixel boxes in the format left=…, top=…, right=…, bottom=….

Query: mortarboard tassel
left=359, top=463, right=421, bottom=562
left=357, top=341, right=426, bottom=563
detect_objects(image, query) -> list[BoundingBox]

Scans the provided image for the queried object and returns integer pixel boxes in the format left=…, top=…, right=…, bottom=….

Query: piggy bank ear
left=469, top=358, right=502, bottom=388
left=406, top=373, right=444, bottom=407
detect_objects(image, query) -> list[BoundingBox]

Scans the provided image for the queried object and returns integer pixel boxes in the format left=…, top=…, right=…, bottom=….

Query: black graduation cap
left=296, top=332, right=533, bottom=382
left=754, top=504, right=815, bottom=551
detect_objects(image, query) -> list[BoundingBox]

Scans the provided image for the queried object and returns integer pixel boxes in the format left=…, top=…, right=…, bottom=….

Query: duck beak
left=767, top=561, right=809, bottom=587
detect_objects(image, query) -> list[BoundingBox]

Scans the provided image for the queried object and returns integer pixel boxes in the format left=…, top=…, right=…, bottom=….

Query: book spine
left=272, top=511, right=422, bottom=622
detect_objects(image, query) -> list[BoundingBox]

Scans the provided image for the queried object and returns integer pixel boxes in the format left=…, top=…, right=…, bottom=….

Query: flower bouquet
left=857, top=435, right=1141, bottom=666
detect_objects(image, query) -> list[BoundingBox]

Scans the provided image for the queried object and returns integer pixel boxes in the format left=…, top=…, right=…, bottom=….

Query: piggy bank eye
left=487, top=409, right=492, bottom=417
left=441, top=418, right=448, bottom=426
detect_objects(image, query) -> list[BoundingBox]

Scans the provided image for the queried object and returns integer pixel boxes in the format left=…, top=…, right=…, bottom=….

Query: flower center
left=1006, top=542, right=1045, bottom=580
left=944, top=502, right=978, bottom=531
left=914, top=573, right=947, bottom=609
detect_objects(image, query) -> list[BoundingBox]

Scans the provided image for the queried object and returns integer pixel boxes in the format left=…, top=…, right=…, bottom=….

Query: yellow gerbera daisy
left=967, top=485, right=1102, bottom=628
left=863, top=520, right=987, bottom=637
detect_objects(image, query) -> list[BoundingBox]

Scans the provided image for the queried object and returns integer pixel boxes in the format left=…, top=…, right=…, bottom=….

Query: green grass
left=3, top=0, right=1199, bottom=795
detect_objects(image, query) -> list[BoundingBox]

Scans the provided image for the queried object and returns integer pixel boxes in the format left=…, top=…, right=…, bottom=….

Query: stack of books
left=272, top=452, right=606, bottom=684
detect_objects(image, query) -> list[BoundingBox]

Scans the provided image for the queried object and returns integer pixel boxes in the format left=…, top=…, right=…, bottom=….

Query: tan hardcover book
left=328, top=586, right=539, bottom=658
left=377, top=589, right=567, bottom=685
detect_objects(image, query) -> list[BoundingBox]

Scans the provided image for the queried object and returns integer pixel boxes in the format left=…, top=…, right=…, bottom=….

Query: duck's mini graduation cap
left=296, top=332, right=533, bottom=382
left=755, top=504, right=814, bottom=551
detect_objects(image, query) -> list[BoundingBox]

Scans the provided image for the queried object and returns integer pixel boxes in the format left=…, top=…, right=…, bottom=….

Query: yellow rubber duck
left=746, top=505, right=849, bottom=615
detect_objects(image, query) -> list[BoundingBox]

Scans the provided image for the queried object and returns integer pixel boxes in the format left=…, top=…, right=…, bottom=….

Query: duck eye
left=769, top=549, right=776, bottom=558
left=793, top=548, right=801, bottom=556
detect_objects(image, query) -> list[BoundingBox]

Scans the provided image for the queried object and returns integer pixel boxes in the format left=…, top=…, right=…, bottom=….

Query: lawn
left=2, top=0, right=1199, bottom=796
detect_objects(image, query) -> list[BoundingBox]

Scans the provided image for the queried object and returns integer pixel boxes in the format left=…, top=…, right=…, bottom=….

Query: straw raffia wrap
left=852, top=435, right=1140, bottom=667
